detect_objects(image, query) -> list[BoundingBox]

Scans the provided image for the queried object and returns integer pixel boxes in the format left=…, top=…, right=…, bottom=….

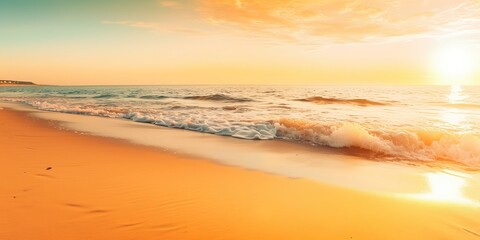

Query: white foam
left=2, top=84, right=480, bottom=167
left=275, top=118, right=480, bottom=166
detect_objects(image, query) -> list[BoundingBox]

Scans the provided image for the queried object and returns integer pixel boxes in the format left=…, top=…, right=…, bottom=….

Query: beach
left=4, top=0, right=480, bottom=238
left=1, top=105, right=480, bottom=240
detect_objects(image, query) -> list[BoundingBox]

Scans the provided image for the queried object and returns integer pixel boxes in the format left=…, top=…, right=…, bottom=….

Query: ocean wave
left=222, top=105, right=251, bottom=112
left=93, top=94, right=117, bottom=99
left=183, top=94, right=252, bottom=102
left=296, top=96, right=387, bottom=106
left=2, top=96, right=480, bottom=167
left=275, top=118, right=480, bottom=166
left=137, top=94, right=252, bottom=102
left=123, top=112, right=275, bottom=140
left=222, top=106, right=238, bottom=111
left=139, top=95, right=169, bottom=100
left=25, top=100, right=128, bottom=117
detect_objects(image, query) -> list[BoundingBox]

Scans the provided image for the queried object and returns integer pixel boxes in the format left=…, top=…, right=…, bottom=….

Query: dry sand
left=1, top=108, right=479, bottom=240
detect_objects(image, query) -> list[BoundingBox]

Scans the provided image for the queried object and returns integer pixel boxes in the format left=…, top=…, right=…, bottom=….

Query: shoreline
left=2, top=102, right=480, bottom=198
left=2, top=106, right=480, bottom=239
left=0, top=100, right=476, bottom=172
left=0, top=102, right=441, bottom=194
left=2, top=85, right=480, bottom=169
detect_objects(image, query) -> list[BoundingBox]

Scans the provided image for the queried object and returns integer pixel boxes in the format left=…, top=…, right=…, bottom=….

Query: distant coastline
left=0, top=80, right=36, bottom=86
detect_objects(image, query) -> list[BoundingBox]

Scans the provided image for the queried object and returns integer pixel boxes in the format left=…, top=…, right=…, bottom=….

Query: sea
left=1, top=85, right=480, bottom=167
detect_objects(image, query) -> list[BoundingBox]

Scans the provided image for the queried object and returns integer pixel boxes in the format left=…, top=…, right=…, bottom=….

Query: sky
left=1, top=0, right=480, bottom=85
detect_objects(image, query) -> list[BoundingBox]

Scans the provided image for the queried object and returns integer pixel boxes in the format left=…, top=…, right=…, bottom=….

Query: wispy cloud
left=197, top=0, right=480, bottom=44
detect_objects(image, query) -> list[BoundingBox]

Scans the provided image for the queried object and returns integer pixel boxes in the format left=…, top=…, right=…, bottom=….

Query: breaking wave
left=93, top=94, right=117, bottom=99
left=275, top=119, right=480, bottom=167
left=139, top=95, right=169, bottom=100
left=297, top=96, right=387, bottom=106
left=5, top=98, right=480, bottom=167
left=136, top=94, right=252, bottom=102
left=2, top=87, right=480, bottom=168
left=183, top=94, right=252, bottom=102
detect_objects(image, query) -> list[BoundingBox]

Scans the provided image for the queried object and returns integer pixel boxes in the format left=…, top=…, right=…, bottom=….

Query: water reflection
left=447, top=84, right=466, bottom=103
left=413, top=170, right=474, bottom=204
left=439, top=85, right=469, bottom=131
left=440, top=109, right=466, bottom=126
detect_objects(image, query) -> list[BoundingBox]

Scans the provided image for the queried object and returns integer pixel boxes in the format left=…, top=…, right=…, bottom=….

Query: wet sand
left=1, top=108, right=480, bottom=240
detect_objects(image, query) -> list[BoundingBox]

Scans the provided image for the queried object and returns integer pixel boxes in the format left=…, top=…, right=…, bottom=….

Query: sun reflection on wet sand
left=411, top=170, right=476, bottom=205
left=414, top=86, right=479, bottom=205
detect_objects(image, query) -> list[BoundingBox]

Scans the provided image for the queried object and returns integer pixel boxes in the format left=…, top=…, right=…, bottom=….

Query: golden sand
left=1, top=108, right=479, bottom=239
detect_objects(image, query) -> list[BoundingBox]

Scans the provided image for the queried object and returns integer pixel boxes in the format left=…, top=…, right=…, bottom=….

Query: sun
left=433, top=43, right=475, bottom=85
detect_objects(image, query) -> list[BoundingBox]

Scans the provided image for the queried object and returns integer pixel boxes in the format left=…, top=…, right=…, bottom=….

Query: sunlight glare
left=414, top=171, right=473, bottom=204
left=440, top=109, right=465, bottom=126
left=447, top=85, right=465, bottom=103
left=438, top=85, right=471, bottom=131
left=434, top=44, right=475, bottom=85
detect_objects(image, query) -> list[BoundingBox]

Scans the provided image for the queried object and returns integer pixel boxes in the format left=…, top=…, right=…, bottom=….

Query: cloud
left=197, top=0, right=480, bottom=44
left=102, top=20, right=205, bottom=35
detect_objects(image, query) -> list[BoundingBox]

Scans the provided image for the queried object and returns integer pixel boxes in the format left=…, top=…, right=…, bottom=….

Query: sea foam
left=275, top=118, right=480, bottom=166
left=2, top=85, right=480, bottom=167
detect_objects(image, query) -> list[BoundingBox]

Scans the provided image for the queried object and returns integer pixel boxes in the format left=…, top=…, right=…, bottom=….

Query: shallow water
left=1, top=85, right=480, bottom=166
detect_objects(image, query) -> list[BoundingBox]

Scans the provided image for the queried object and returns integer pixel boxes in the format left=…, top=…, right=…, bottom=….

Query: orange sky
left=1, top=0, right=480, bottom=85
